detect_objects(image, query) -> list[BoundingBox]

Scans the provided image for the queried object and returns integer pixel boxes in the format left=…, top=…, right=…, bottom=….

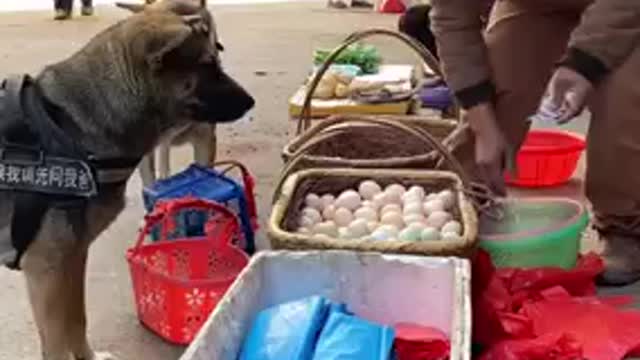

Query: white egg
left=401, top=191, right=422, bottom=204
left=358, top=180, right=382, bottom=200
left=381, top=203, right=402, bottom=215
left=380, top=211, right=404, bottom=229
left=348, top=218, right=370, bottom=238
left=301, top=207, right=322, bottom=224
left=425, top=211, right=452, bottom=229
left=403, top=214, right=426, bottom=226
left=312, top=233, right=333, bottom=241
left=398, top=226, right=422, bottom=242
left=425, top=193, right=439, bottom=202
left=384, top=189, right=403, bottom=205
left=320, top=194, right=336, bottom=209
left=313, top=221, right=338, bottom=237
left=370, top=224, right=399, bottom=241
left=408, top=186, right=426, bottom=200
left=335, top=190, right=362, bottom=211
left=372, top=192, right=389, bottom=209
left=406, top=222, right=426, bottom=232
left=385, top=183, right=406, bottom=197
left=334, top=207, right=354, bottom=227
left=305, top=193, right=323, bottom=211
left=297, top=227, right=310, bottom=234
left=299, top=216, right=316, bottom=229
left=354, top=207, right=378, bottom=222
left=339, top=227, right=356, bottom=239
left=366, top=221, right=379, bottom=232
left=423, top=199, right=445, bottom=214
left=441, top=220, right=462, bottom=235
left=322, top=205, right=336, bottom=221
left=438, top=190, right=456, bottom=210
left=441, top=232, right=463, bottom=242
left=421, top=227, right=441, bottom=241
left=403, top=201, right=423, bottom=216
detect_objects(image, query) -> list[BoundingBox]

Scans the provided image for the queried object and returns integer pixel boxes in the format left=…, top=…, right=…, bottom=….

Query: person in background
left=54, top=0, right=93, bottom=20
left=398, top=4, right=439, bottom=60
left=429, top=0, right=640, bottom=286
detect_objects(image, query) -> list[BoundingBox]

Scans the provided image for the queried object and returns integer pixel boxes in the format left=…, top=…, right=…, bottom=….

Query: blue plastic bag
left=312, top=311, right=396, bottom=360
left=238, top=296, right=336, bottom=360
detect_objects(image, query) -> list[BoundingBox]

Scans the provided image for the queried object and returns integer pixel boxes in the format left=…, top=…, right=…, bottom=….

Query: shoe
left=54, top=9, right=72, bottom=20
left=81, top=5, right=94, bottom=16
left=327, top=0, right=348, bottom=9
left=596, top=232, right=640, bottom=286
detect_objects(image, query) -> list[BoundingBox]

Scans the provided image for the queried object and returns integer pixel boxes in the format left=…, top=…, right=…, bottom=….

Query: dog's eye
left=216, top=42, right=224, bottom=52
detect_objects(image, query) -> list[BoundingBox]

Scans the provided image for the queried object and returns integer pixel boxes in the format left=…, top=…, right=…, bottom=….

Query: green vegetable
left=313, top=44, right=382, bottom=74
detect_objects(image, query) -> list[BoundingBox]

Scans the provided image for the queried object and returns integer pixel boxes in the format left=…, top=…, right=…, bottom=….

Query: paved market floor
left=0, top=2, right=637, bottom=359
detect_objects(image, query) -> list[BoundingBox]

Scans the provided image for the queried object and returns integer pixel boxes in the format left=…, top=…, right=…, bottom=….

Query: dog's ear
left=146, top=15, right=211, bottom=71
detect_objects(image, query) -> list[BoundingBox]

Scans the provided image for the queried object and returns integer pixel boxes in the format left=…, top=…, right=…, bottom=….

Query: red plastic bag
left=394, top=323, right=449, bottom=360
left=379, top=0, right=405, bottom=13
left=472, top=249, right=640, bottom=360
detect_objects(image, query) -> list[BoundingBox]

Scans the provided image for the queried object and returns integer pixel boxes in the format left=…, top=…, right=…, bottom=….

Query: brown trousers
left=475, top=0, right=640, bottom=232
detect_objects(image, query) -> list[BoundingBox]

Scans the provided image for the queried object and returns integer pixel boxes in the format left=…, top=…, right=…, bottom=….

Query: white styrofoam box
left=180, top=250, right=471, bottom=360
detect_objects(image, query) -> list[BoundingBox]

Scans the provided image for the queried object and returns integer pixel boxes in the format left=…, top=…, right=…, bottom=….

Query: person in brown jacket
left=429, top=0, right=640, bottom=286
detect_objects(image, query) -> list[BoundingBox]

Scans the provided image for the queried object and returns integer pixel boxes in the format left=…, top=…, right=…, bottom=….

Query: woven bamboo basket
left=282, top=29, right=464, bottom=170
left=269, top=118, right=479, bottom=257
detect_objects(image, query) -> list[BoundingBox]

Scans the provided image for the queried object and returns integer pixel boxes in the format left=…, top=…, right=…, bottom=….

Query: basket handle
left=135, top=197, right=240, bottom=249
left=273, top=116, right=470, bottom=204
left=297, top=28, right=459, bottom=135
left=213, top=160, right=258, bottom=221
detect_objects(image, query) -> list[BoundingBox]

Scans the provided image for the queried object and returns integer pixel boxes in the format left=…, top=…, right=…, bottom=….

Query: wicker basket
left=283, top=29, right=464, bottom=171
left=270, top=119, right=479, bottom=257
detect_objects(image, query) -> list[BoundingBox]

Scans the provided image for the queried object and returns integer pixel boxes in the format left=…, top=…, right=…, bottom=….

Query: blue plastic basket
left=143, top=163, right=255, bottom=254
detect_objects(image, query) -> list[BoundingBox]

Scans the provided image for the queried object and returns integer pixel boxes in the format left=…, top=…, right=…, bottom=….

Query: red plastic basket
left=126, top=197, right=249, bottom=345
left=216, top=160, right=259, bottom=232
left=505, top=130, right=586, bottom=188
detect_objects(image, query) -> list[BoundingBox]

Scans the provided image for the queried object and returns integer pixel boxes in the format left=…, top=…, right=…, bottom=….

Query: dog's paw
left=92, top=352, right=119, bottom=360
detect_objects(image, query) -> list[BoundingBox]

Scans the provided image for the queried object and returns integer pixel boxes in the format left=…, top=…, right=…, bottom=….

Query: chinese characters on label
left=0, top=160, right=95, bottom=196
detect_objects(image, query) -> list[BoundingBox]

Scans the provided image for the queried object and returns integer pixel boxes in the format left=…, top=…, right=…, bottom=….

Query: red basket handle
left=214, top=160, right=258, bottom=221
left=135, top=197, right=240, bottom=249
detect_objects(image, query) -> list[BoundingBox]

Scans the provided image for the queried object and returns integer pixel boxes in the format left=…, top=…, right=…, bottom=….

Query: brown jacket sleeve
left=561, top=0, right=640, bottom=84
left=430, top=0, right=493, bottom=109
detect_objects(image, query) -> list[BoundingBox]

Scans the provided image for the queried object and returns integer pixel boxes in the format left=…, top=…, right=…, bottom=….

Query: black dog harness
left=0, top=74, right=141, bottom=269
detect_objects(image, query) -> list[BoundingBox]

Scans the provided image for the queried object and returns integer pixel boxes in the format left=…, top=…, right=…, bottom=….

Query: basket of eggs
left=283, top=29, right=467, bottom=173
left=269, top=118, right=478, bottom=257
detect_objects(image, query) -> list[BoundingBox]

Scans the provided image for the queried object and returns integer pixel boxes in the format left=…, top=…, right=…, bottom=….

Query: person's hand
left=546, top=67, right=593, bottom=124
left=467, top=103, right=509, bottom=197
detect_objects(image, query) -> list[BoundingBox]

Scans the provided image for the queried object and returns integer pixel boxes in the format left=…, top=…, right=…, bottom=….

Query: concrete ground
left=0, top=2, right=636, bottom=360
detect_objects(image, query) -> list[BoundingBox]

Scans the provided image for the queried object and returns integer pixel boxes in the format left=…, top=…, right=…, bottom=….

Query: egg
left=358, top=180, right=382, bottom=200
left=298, top=216, right=316, bottom=229
left=305, top=193, right=323, bottom=211
left=441, top=220, right=462, bottom=235
left=398, top=226, right=422, bottom=241
left=322, top=204, right=336, bottom=221
left=339, top=227, right=355, bottom=239
left=348, top=218, right=370, bottom=238
left=381, top=203, right=402, bottom=215
left=354, top=207, right=378, bottom=222
left=370, top=225, right=399, bottom=241
left=380, top=211, right=404, bottom=229
left=441, top=232, right=463, bottom=242
left=334, top=207, right=354, bottom=227
left=401, top=191, right=422, bottom=204
left=403, top=213, right=426, bottom=226
left=408, top=186, right=426, bottom=200
left=406, top=222, right=426, bottom=232
left=313, top=221, right=338, bottom=237
left=425, top=193, right=438, bottom=202
left=301, top=207, right=322, bottom=224
left=335, top=190, right=362, bottom=211
left=372, top=192, right=389, bottom=209
left=366, top=221, right=379, bottom=232
left=384, top=189, right=403, bottom=205
left=320, top=194, right=335, bottom=209
left=362, top=200, right=379, bottom=211
left=425, top=211, right=452, bottom=229
left=385, top=183, right=406, bottom=197
left=403, top=201, right=423, bottom=216
left=423, top=199, right=445, bottom=214
left=438, top=190, right=456, bottom=210
left=421, top=227, right=440, bottom=241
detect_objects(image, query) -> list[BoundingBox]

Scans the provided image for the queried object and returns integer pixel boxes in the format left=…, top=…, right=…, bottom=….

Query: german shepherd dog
left=0, top=0, right=254, bottom=359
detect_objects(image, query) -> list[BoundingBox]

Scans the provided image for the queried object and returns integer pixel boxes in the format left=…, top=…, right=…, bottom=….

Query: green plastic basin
left=478, top=198, right=590, bottom=269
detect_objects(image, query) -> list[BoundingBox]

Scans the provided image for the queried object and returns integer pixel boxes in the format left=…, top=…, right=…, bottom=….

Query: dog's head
left=115, top=0, right=254, bottom=124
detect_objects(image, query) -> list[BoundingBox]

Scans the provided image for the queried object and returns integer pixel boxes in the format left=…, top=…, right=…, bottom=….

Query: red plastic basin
left=505, top=130, right=586, bottom=188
